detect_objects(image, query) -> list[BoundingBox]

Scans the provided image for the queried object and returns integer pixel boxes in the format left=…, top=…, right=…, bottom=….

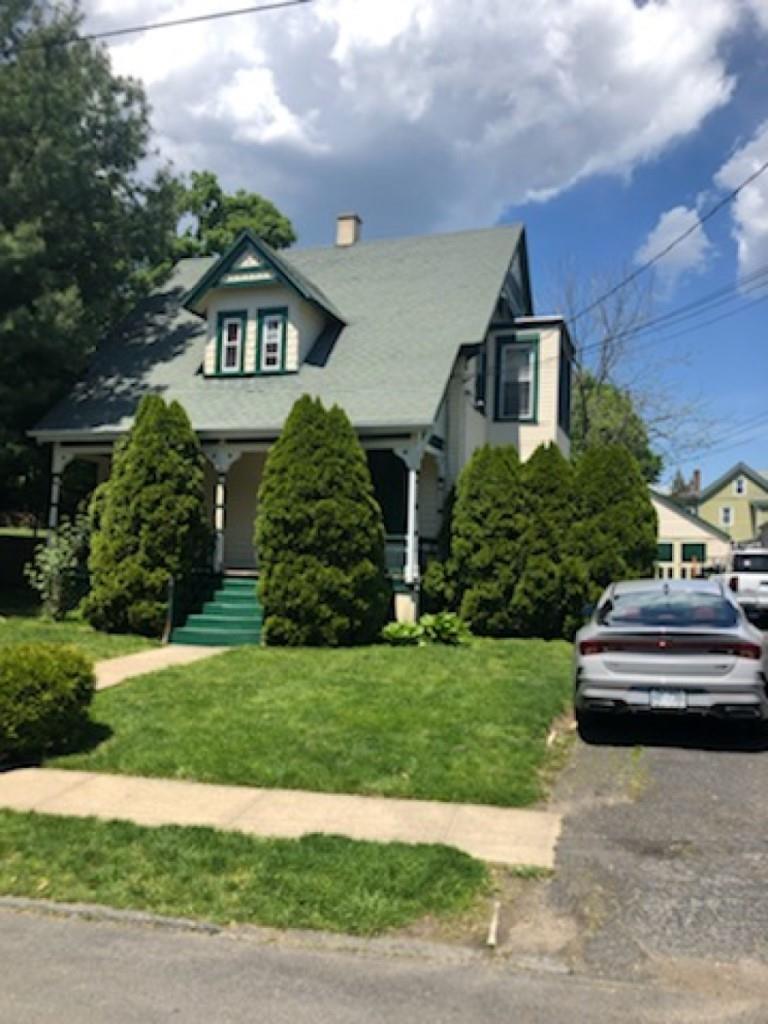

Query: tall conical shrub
left=254, top=395, right=390, bottom=645
left=446, top=444, right=526, bottom=636
left=573, top=444, right=657, bottom=595
left=82, top=395, right=212, bottom=636
left=511, top=443, right=589, bottom=639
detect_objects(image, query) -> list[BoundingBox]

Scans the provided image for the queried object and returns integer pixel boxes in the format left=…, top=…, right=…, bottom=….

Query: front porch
left=47, top=436, right=447, bottom=623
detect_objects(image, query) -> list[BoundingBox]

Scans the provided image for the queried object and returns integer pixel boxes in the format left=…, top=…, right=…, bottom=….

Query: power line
left=24, top=0, right=314, bottom=49
left=569, top=156, right=768, bottom=325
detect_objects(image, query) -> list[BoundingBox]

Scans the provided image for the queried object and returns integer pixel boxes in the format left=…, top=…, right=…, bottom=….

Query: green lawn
left=0, top=590, right=158, bottom=660
left=0, top=810, right=486, bottom=935
left=53, top=639, right=572, bottom=806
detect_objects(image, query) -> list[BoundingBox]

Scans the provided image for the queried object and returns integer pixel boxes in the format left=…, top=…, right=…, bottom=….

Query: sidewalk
left=95, top=645, right=226, bottom=690
left=0, top=768, right=561, bottom=868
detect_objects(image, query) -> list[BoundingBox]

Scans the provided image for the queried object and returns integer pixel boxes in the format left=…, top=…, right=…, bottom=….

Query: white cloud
left=634, top=205, right=712, bottom=285
left=715, top=120, right=768, bottom=282
left=79, top=0, right=768, bottom=242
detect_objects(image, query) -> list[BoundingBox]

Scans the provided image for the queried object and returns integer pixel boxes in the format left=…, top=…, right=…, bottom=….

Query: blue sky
left=83, top=0, right=768, bottom=486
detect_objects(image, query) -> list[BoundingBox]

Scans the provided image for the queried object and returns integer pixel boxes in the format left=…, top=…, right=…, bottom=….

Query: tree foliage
left=0, top=0, right=179, bottom=517
left=255, top=396, right=390, bottom=646
left=173, top=170, right=296, bottom=257
left=572, top=444, right=658, bottom=596
left=570, top=373, right=663, bottom=483
left=83, top=395, right=212, bottom=636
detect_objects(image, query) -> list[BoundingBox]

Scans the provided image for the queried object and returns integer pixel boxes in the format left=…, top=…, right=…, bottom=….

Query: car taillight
left=730, top=642, right=761, bottom=660
left=730, top=576, right=739, bottom=592
left=579, top=640, right=606, bottom=656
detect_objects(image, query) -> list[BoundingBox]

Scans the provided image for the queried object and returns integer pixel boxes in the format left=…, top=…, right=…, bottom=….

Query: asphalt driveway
left=546, top=715, right=768, bottom=993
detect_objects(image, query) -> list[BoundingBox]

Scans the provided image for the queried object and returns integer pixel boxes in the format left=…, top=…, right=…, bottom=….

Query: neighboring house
left=678, top=462, right=768, bottom=544
left=651, top=489, right=731, bottom=579
left=32, top=215, right=573, bottom=619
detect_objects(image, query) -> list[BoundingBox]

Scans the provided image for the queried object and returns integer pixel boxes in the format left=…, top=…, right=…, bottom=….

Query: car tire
left=575, top=708, right=610, bottom=744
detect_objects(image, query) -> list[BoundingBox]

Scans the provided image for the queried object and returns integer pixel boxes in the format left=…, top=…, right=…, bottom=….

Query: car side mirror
left=582, top=602, right=595, bottom=620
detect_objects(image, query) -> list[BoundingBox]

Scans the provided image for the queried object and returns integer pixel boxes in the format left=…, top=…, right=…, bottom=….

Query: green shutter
left=681, top=543, right=706, bottom=563
left=656, top=543, right=673, bottom=562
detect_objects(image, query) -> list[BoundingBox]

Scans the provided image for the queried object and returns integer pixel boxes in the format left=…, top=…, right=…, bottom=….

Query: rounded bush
left=0, top=644, right=95, bottom=760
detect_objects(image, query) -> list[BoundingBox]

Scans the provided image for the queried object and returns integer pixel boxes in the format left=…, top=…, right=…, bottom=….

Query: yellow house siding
left=698, top=482, right=768, bottom=542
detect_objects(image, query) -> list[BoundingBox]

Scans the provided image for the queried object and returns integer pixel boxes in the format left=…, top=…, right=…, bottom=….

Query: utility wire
left=569, top=156, right=768, bottom=325
left=23, top=0, right=314, bottom=48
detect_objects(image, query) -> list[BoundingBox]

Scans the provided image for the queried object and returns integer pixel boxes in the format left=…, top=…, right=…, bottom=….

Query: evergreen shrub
left=0, top=643, right=94, bottom=760
left=82, top=395, right=212, bottom=636
left=24, top=513, right=90, bottom=619
left=255, top=396, right=390, bottom=646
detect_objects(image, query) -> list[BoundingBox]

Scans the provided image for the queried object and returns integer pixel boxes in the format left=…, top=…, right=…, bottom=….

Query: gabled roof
left=33, top=224, right=525, bottom=439
left=694, top=462, right=768, bottom=503
left=183, top=229, right=345, bottom=323
left=650, top=488, right=732, bottom=542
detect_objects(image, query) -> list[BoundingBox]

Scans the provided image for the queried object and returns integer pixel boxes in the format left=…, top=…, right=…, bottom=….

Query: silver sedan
left=574, top=578, right=768, bottom=735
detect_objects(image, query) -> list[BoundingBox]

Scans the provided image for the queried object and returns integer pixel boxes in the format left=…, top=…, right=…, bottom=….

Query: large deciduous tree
left=254, top=396, right=390, bottom=646
left=173, top=171, right=296, bottom=257
left=0, top=0, right=179, bottom=517
left=83, top=395, right=212, bottom=637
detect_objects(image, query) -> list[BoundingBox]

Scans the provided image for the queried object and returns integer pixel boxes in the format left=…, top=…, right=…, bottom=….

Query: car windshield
left=733, top=554, right=768, bottom=573
left=598, top=590, right=739, bottom=628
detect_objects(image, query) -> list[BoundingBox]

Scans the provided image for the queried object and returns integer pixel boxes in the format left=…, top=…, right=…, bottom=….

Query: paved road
left=0, top=908, right=761, bottom=1023
left=548, top=715, right=768, bottom=992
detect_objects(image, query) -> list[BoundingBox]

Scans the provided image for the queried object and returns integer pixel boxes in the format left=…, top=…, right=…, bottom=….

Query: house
left=32, top=215, right=573, bottom=621
left=651, top=489, right=731, bottom=579
left=678, top=462, right=768, bottom=543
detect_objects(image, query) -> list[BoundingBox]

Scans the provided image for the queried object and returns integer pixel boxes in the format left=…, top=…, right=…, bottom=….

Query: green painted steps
left=171, top=576, right=262, bottom=647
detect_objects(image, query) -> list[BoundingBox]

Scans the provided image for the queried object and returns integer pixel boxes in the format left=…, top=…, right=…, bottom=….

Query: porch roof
left=33, top=225, right=523, bottom=440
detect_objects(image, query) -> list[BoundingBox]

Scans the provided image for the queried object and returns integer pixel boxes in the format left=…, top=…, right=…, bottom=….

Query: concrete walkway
left=0, top=768, right=561, bottom=868
left=95, top=645, right=226, bottom=690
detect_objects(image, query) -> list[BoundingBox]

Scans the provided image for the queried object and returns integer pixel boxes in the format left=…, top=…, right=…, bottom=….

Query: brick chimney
left=336, top=213, right=362, bottom=247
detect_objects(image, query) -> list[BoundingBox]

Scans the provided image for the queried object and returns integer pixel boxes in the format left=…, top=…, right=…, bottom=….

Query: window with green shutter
left=656, top=543, right=673, bottom=562
left=682, top=543, right=706, bottom=563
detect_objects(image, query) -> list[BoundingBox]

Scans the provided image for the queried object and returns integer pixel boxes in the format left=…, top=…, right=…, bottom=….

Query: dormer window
left=259, top=308, right=287, bottom=373
left=217, top=311, right=246, bottom=375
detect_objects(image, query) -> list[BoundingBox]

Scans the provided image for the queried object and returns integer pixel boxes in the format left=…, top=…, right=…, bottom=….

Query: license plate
left=650, top=689, right=687, bottom=710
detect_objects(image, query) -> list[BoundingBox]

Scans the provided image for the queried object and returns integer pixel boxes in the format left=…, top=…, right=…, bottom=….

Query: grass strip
left=0, top=809, right=487, bottom=935
left=53, top=638, right=572, bottom=806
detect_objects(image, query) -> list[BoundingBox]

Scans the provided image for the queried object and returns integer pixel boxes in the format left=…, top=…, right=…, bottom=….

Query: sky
left=80, top=0, right=768, bottom=486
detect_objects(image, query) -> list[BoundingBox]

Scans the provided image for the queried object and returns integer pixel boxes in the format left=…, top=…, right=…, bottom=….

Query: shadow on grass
left=0, top=718, right=113, bottom=772
left=578, top=712, right=768, bottom=754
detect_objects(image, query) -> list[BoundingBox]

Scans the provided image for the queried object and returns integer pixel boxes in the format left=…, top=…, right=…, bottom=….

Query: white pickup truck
left=723, top=547, right=768, bottom=626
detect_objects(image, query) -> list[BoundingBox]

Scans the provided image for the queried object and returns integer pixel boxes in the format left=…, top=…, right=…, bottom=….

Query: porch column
left=47, top=444, right=75, bottom=537
left=205, top=444, right=243, bottom=573
left=394, top=443, right=425, bottom=623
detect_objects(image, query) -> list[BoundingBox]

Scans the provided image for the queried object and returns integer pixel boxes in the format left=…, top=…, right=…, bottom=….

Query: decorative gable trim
left=695, top=462, right=768, bottom=504
left=183, top=229, right=345, bottom=324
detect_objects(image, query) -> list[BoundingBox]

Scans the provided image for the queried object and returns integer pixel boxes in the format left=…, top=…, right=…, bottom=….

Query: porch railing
left=163, top=567, right=221, bottom=643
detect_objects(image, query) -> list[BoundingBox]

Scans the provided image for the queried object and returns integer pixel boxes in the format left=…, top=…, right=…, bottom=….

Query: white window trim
left=259, top=310, right=287, bottom=374
left=496, top=335, right=538, bottom=422
left=733, top=476, right=746, bottom=496
left=720, top=505, right=734, bottom=527
left=219, top=315, right=245, bottom=375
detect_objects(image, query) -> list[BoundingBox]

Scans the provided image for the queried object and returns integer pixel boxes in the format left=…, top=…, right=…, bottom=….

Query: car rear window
left=597, top=591, right=739, bottom=628
left=733, top=554, right=768, bottom=573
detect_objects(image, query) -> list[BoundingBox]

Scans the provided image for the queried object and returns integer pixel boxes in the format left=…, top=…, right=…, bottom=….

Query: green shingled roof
left=33, top=225, right=524, bottom=439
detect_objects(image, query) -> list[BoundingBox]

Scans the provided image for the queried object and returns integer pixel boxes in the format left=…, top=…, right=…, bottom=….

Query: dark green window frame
left=682, top=543, right=706, bottom=563
left=256, top=307, right=288, bottom=374
left=656, top=543, right=673, bottom=562
left=215, top=310, right=248, bottom=376
left=494, top=333, right=539, bottom=423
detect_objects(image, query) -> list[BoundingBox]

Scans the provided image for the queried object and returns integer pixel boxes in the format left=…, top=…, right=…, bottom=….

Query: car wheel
left=575, top=707, right=610, bottom=744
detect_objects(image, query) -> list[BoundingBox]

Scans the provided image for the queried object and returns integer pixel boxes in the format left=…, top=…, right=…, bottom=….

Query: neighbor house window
left=720, top=506, right=734, bottom=527
left=656, top=543, right=673, bottom=563
left=495, top=335, right=538, bottom=421
left=682, top=543, right=706, bottom=563
left=258, top=308, right=287, bottom=373
left=734, top=476, right=746, bottom=496
left=217, top=311, right=246, bottom=375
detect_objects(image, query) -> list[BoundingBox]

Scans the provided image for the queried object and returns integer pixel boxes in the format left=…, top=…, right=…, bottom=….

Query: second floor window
left=219, top=313, right=246, bottom=374
left=720, top=505, right=733, bottom=528
left=260, top=310, right=286, bottom=373
left=496, top=335, right=537, bottom=421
